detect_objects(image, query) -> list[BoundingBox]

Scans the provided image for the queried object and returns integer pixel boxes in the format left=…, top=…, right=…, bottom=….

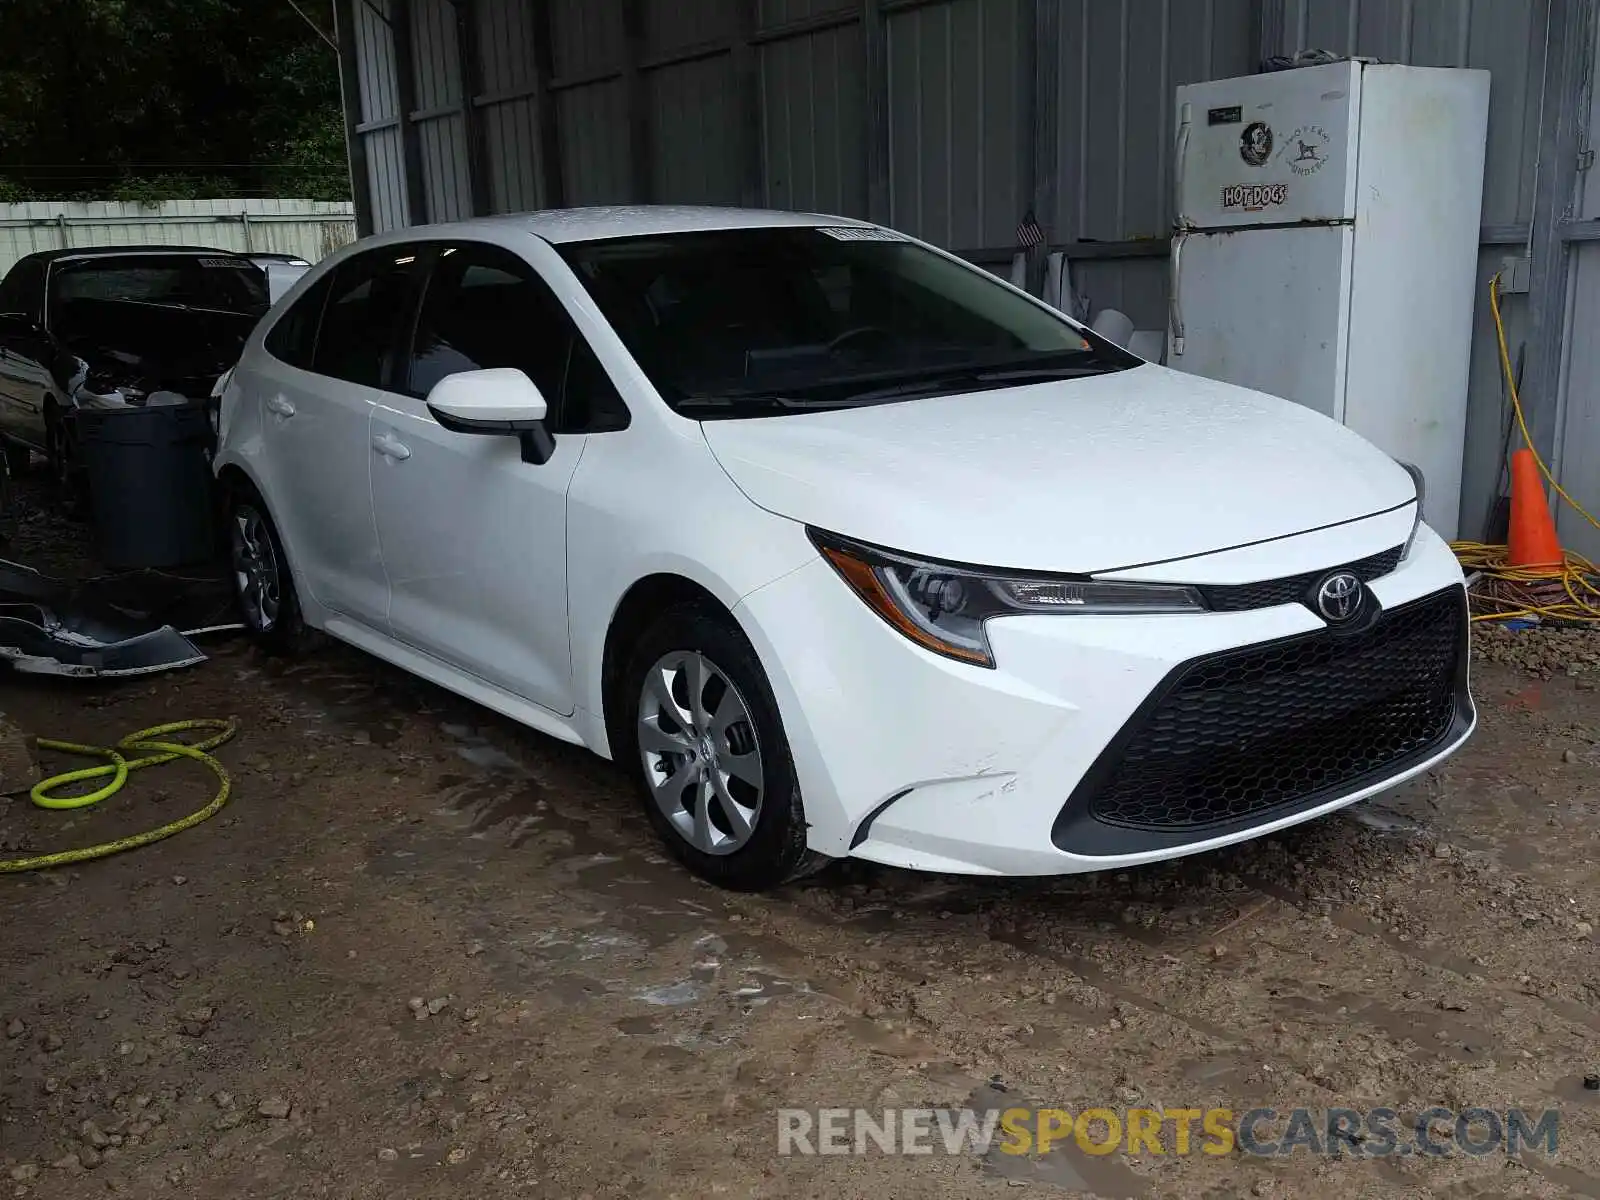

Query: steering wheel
left=826, top=325, right=891, bottom=354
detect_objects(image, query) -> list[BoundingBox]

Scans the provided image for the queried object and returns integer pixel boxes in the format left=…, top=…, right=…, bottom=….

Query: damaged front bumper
left=0, top=559, right=226, bottom=678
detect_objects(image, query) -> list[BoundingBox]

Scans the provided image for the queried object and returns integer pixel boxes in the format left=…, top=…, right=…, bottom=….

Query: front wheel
left=621, top=604, right=827, bottom=891
left=44, top=405, right=86, bottom=518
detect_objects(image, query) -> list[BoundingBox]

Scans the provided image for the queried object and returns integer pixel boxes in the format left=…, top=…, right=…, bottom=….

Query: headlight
left=808, top=529, right=1203, bottom=668
left=1396, top=461, right=1426, bottom=557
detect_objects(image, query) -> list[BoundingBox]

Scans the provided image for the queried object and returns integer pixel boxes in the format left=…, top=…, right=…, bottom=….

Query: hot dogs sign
left=1220, top=182, right=1288, bottom=212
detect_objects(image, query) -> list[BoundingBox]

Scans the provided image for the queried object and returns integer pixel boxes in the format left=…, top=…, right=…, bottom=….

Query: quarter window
left=263, top=271, right=334, bottom=370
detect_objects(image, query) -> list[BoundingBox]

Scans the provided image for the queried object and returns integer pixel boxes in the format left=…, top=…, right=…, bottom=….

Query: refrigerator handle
left=1173, top=102, right=1192, bottom=226
left=1169, top=230, right=1187, bottom=357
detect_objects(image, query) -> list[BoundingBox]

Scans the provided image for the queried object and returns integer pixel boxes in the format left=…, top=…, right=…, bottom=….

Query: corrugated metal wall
left=1554, top=9, right=1600, bottom=562
left=346, top=0, right=1593, bottom=547
left=351, top=0, right=408, bottom=231
left=0, top=200, right=357, bottom=277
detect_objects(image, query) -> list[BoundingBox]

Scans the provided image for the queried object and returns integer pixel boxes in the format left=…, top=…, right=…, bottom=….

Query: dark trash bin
left=77, top=402, right=216, bottom=569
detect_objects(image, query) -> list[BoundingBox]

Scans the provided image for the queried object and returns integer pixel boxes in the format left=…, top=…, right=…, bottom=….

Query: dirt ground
left=2, top=478, right=1598, bottom=1199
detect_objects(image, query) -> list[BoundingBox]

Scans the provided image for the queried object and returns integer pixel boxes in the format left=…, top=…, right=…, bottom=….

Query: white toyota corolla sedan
left=214, top=206, right=1474, bottom=890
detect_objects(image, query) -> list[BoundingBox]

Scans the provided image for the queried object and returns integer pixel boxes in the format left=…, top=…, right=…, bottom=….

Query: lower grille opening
left=1053, top=586, right=1471, bottom=856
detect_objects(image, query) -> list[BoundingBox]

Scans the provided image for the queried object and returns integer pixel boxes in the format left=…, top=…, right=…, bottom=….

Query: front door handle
left=372, top=432, right=411, bottom=461
left=265, top=394, right=296, bottom=418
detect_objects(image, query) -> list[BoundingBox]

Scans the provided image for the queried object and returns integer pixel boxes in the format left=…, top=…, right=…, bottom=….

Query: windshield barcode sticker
left=197, top=257, right=252, bottom=268
left=816, top=227, right=906, bottom=242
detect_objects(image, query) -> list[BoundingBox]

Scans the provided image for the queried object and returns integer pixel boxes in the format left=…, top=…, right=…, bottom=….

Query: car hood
left=699, top=364, right=1417, bottom=574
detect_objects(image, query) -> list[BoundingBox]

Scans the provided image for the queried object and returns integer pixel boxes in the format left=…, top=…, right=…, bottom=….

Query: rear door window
left=403, top=242, right=627, bottom=432
left=312, top=246, right=428, bottom=390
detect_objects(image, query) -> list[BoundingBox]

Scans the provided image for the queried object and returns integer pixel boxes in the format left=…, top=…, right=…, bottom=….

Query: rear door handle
left=372, top=432, right=411, bottom=461
left=265, top=394, right=296, bottom=418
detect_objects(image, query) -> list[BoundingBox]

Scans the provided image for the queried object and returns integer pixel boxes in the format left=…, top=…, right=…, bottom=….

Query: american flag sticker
left=1015, top=209, right=1045, bottom=248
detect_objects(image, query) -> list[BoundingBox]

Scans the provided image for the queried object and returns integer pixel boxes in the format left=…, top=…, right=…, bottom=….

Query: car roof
left=17, top=245, right=259, bottom=267
left=361, top=205, right=874, bottom=247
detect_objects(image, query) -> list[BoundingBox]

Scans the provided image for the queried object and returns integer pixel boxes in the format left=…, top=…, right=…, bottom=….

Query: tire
left=43, top=404, right=87, bottom=518
left=619, top=602, right=829, bottom=891
left=226, top=480, right=313, bottom=656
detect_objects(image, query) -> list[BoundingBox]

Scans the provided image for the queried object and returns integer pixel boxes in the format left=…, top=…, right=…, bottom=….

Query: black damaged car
left=0, top=246, right=270, bottom=509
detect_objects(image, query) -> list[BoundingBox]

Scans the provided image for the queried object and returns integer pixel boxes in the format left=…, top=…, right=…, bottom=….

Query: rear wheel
left=621, top=603, right=827, bottom=891
left=227, top=482, right=312, bottom=656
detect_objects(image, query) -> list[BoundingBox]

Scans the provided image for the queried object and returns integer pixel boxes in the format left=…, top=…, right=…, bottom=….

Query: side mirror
left=425, top=367, right=555, bottom=465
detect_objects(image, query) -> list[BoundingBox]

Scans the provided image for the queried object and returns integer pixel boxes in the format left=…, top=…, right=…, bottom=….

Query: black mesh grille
left=1198, top=545, right=1404, bottom=612
left=1060, top=587, right=1467, bottom=840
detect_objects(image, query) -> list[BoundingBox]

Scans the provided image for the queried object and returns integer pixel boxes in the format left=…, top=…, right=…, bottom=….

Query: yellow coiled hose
left=0, top=718, right=236, bottom=873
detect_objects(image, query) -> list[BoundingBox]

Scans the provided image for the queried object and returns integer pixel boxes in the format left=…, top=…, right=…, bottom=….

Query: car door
left=251, top=244, right=426, bottom=628
left=369, top=240, right=628, bottom=716
left=0, top=259, right=51, bottom=447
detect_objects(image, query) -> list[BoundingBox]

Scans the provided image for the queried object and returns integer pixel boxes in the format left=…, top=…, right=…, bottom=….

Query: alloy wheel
left=637, top=650, right=764, bottom=856
left=231, top=505, right=282, bottom=632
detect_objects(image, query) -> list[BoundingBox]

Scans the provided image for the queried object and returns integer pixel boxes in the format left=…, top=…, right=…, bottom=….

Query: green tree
left=0, top=0, right=348, bottom=200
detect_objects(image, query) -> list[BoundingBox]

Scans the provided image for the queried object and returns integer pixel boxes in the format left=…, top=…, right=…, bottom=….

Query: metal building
left=336, top=0, right=1600, bottom=557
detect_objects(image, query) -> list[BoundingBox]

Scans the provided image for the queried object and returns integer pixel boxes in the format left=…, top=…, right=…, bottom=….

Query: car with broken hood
left=0, top=246, right=270, bottom=504
left=214, top=207, right=1475, bottom=890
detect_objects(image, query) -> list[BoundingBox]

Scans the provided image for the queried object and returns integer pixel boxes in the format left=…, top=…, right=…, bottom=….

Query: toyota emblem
left=1314, top=571, right=1363, bottom=622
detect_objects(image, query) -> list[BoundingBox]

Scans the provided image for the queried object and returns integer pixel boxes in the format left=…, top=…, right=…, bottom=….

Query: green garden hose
left=0, top=719, right=237, bottom=873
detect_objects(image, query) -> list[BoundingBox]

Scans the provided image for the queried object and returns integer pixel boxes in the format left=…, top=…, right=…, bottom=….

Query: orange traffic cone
left=1507, top=448, right=1564, bottom=573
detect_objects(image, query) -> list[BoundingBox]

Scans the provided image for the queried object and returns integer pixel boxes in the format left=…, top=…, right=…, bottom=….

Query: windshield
left=557, top=227, right=1137, bottom=416
left=50, top=255, right=269, bottom=314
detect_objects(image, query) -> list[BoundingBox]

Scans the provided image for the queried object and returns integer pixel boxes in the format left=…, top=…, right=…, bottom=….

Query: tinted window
left=405, top=243, right=626, bottom=432
left=263, top=271, right=334, bottom=369
left=0, top=259, right=45, bottom=325
left=557, top=227, right=1136, bottom=417
left=50, top=256, right=268, bottom=312
left=313, top=246, right=425, bottom=389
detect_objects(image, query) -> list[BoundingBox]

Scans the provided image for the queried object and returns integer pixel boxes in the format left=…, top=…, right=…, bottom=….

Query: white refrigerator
left=1166, top=60, right=1490, bottom=540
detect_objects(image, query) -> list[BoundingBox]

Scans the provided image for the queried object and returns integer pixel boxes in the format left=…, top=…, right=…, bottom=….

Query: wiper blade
left=970, top=364, right=1109, bottom=382
left=677, top=394, right=850, bottom=412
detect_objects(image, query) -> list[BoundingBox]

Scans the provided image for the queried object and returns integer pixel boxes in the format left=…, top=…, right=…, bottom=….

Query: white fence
left=0, top=199, right=357, bottom=277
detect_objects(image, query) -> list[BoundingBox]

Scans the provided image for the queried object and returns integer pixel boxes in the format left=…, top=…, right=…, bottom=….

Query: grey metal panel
left=759, top=24, right=867, bottom=215
left=419, top=114, right=473, bottom=222
left=365, top=126, right=410, bottom=232
left=484, top=99, right=545, bottom=212
left=649, top=57, right=744, bottom=203
left=411, top=0, right=463, bottom=112
left=1278, top=0, right=1548, bottom=226
left=475, top=0, right=545, bottom=213
left=1457, top=249, right=1530, bottom=543
left=645, top=0, right=736, bottom=54
left=759, top=0, right=850, bottom=26
left=884, top=0, right=1027, bottom=248
left=557, top=82, right=634, bottom=204
left=1556, top=242, right=1600, bottom=560
left=477, top=0, right=538, bottom=92
left=353, top=0, right=408, bottom=231
left=1055, top=0, right=1256, bottom=241
left=551, top=0, right=625, bottom=77
left=355, top=0, right=401, bottom=123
